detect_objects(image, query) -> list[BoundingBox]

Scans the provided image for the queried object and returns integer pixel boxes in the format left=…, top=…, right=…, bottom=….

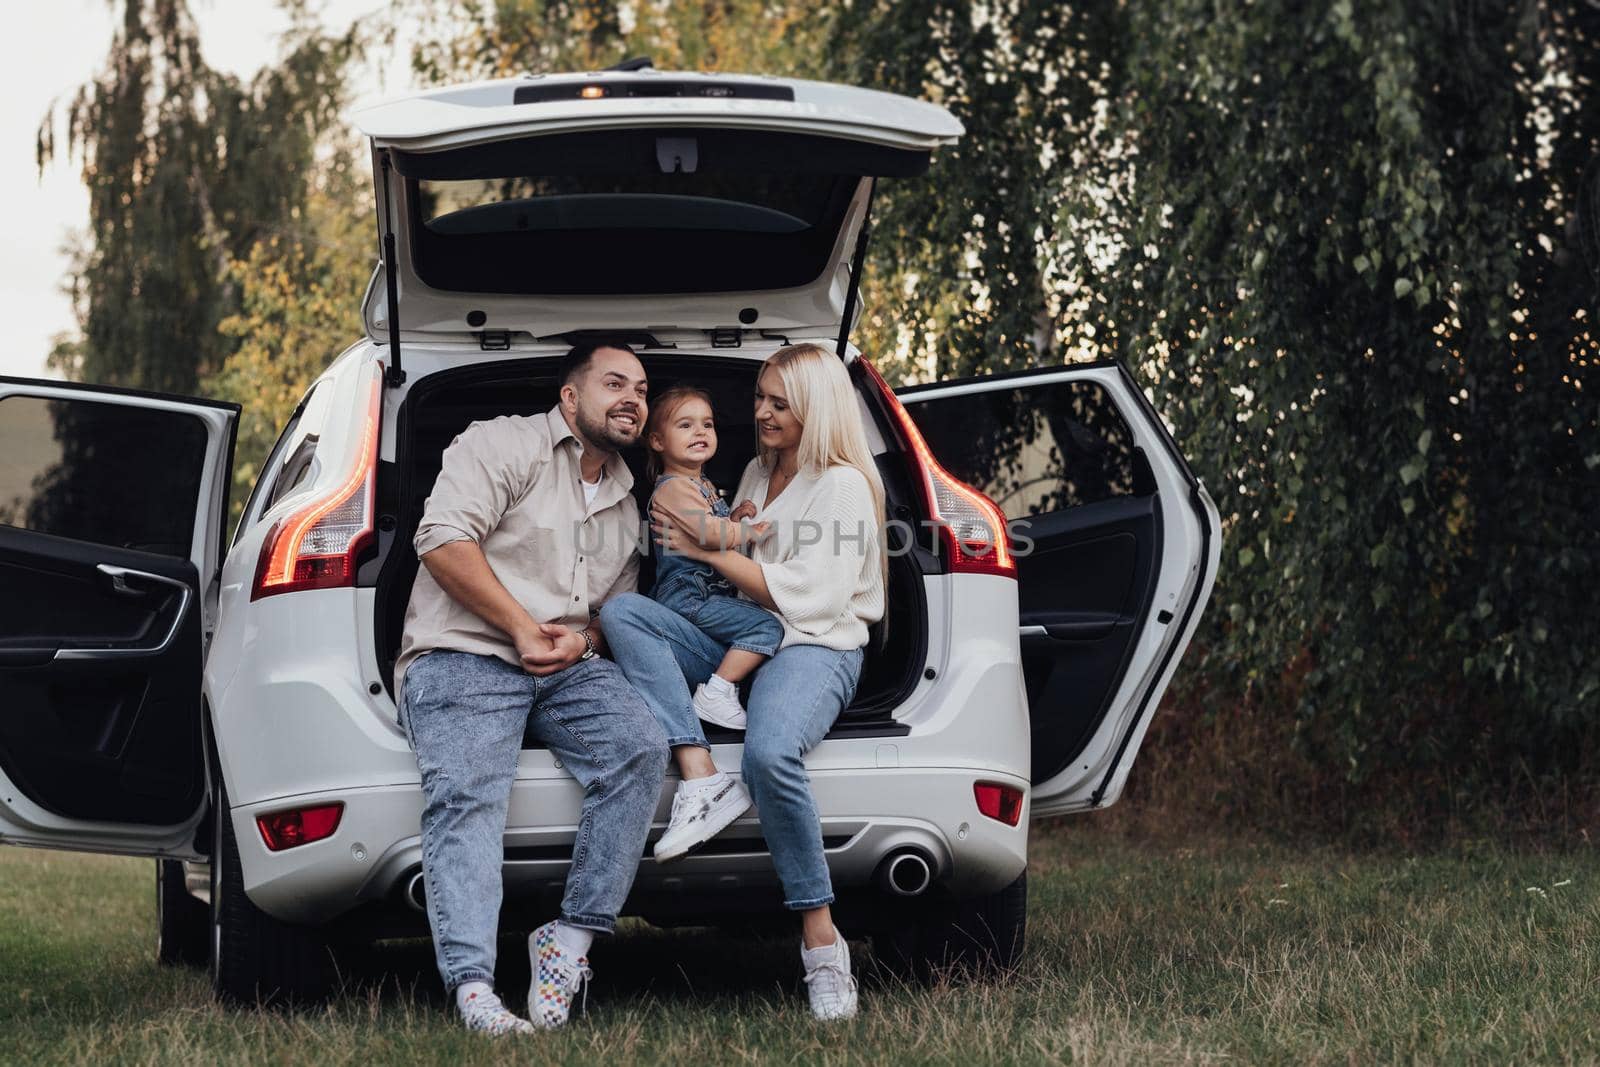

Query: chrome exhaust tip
left=404, top=870, right=427, bottom=912
left=881, top=849, right=933, bottom=897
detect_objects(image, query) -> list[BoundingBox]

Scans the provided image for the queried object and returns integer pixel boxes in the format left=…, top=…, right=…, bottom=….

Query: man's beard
left=575, top=399, right=641, bottom=452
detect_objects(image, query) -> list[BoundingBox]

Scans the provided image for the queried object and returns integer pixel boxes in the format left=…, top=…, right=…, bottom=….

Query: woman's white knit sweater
left=732, top=458, right=885, bottom=651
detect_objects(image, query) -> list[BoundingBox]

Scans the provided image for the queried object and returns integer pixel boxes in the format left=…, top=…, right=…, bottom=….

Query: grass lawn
left=3, top=824, right=1598, bottom=1065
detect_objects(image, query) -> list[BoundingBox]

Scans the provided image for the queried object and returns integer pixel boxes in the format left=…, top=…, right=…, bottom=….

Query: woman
left=601, top=343, right=887, bottom=1021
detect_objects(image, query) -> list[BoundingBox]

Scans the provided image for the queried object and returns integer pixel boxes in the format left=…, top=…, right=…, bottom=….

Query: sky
left=1, top=0, right=409, bottom=381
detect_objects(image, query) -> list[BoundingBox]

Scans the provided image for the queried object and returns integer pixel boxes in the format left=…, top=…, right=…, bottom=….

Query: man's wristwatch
left=577, top=627, right=598, bottom=661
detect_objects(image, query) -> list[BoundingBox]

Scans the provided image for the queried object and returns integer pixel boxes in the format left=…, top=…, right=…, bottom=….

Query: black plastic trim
left=380, top=153, right=407, bottom=387
left=392, top=128, right=929, bottom=181
left=215, top=401, right=238, bottom=579
left=514, top=79, right=794, bottom=105
left=836, top=179, right=875, bottom=357
left=504, top=834, right=852, bottom=863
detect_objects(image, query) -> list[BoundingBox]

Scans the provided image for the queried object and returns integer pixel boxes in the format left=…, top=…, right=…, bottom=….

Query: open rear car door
left=0, top=378, right=236, bottom=857
left=348, top=70, right=963, bottom=355
left=897, top=363, right=1221, bottom=816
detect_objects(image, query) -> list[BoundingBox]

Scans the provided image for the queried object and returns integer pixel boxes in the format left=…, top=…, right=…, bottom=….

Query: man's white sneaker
left=528, top=921, right=592, bottom=1029
left=652, top=775, right=752, bottom=863
left=458, top=988, right=536, bottom=1036
left=802, top=931, right=859, bottom=1021
left=692, top=681, right=749, bottom=730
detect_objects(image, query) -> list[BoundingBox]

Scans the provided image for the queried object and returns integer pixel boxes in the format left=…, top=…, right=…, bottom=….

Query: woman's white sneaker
left=802, top=931, right=859, bottom=1021
left=652, top=774, right=751, bottom=862
left=692, top=679, right=749, bottom=729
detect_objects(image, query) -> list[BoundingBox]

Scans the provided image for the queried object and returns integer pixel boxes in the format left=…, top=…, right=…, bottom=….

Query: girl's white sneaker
left=692, top=680, right=749, bottom=730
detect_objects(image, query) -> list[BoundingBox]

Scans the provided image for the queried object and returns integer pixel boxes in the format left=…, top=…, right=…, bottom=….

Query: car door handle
left=53, top=564, right=192, bottom=661
left=1019, top=619, right=1118, bottom=641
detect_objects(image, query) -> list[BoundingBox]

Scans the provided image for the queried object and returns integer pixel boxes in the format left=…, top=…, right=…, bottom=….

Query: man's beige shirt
left=394, top=405, right=641, bottom=693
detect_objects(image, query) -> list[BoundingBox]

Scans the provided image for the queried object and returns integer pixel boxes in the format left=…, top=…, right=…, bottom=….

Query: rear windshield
left=397, top=128, right=926, bottom=296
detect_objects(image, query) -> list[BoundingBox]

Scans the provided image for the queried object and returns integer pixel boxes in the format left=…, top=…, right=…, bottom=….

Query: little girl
left=644, top=385, right=782, bottom=730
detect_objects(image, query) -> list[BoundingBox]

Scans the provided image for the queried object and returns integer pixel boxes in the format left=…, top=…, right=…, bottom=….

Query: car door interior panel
left=898, top=370, right=1164, bottom=784
left=1012, top=499, right=1160, bottom=781
left=0, top=382, right=231, bottom=829
left=0, top=531, right=206, bottom=823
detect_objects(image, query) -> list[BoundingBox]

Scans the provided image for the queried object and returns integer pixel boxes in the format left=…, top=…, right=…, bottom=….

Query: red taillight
left=256, top=803, right=344, bottom=851
left=252, top=363, right=383, bottom=599
left=856, top=358, right=1015, bottom=578
left=974, top=782, right=1025, bottom=826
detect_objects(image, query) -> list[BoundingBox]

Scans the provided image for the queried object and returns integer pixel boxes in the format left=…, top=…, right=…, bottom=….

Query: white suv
left=0, top=69, right=1219, bottom=1005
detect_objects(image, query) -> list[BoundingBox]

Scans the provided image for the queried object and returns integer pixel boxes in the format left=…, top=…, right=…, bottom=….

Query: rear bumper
left=236, top=764, right=1029, bottom=925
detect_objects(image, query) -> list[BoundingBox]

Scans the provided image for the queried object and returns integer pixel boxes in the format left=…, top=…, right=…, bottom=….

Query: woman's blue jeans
left=600, top=591, right=864, bottom=910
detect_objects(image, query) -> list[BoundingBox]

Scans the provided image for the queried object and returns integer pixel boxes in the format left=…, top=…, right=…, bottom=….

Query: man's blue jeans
left=399, top=650, right=668, bottom=991
left=600, top=592, right=864, bottom=910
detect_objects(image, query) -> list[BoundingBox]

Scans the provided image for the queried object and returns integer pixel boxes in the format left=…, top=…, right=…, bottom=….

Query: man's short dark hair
left=559, top=341, right=636, bottom=387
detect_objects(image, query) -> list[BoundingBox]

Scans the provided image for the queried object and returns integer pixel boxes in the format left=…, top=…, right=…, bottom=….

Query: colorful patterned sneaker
left=802, top=933, right=859, bottom=1021
left=528, top=921, right=593, bottom=1029
left=458, top=988, right=536, bottom=1036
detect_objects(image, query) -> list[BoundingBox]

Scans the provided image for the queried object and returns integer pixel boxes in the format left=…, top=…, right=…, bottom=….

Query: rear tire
left=156, top=859, right=209, bottom=967
left=209, top=779, right=340, bottom=1008
left=873, top=872, right=1027, bottom=982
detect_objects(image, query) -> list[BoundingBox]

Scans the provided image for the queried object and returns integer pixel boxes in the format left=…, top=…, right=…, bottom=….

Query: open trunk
left=371, top=351, right=926, bottom=740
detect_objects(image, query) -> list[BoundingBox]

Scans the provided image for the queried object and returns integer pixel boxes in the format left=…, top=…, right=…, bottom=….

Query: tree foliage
left=39, top=0, right=361, bottom=396
left=1104, top=1, right=1597, bottom=781
left=407, top=0, right=830, bottom=83
left=207, top=180, right=372, bottom=521
left=830, top=0, right=1117, bottom=383
left=837, top=0, right=1600, bottom=785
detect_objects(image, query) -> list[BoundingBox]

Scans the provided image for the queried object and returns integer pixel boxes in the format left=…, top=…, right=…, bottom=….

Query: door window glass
left=903, top=378, right=1147, bottom=515
left=0, top=394, right=206, bottom=557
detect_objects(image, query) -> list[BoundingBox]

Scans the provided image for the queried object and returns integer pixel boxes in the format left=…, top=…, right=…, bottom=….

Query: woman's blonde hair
left=644, top=383, right=715, bottom=480
left=757, top=343, right=889, bottom=592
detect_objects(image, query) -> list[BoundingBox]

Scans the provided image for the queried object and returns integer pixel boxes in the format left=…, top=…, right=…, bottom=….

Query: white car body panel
left=348, top=72, right=963, bottom=153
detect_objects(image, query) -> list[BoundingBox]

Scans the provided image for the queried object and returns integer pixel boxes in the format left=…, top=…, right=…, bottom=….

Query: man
left=393, top=342, right=666, bottom=1036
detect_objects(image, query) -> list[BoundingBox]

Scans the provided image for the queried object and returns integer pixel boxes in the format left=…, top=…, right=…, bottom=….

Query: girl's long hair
left=757, top=343, right=889, bottom=594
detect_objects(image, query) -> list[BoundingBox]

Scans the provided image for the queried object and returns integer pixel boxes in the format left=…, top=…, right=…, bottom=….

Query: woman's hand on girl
left=652, top=513, right=715, bottom=561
